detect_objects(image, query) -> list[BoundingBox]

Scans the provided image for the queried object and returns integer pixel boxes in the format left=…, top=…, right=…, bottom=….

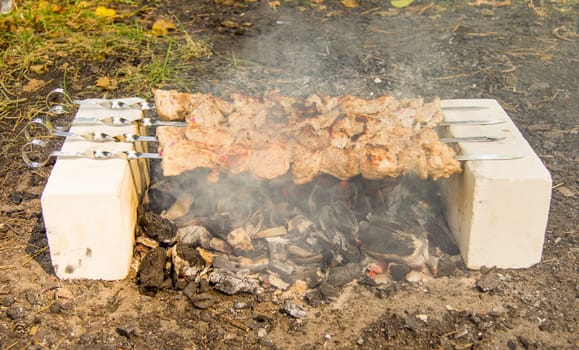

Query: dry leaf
left=151, top=19, right=177, bottom=36
left=22, top=79, right=47, bottom=93
left=556, top=185, right=575, bottom=198
left=30, top=64, right=48, bottom=74
left=391, top=0, right=414, bottom=8
left=341, top=0, right=359, bottom=8
left=221, top=20, right=239, bottom=29
left=94, top=6, right=116, bottom=18
left=269, top=1, right=281, bottom=8
left=95, top=76, right=118, bottom=90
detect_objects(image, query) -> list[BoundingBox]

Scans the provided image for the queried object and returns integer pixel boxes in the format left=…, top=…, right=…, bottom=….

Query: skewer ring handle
left=21, top=139, right=53, bottom=168
left=24, top=117, right=54, bottom=141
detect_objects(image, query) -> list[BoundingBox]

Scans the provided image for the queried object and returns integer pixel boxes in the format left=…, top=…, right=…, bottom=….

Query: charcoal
left=268, top=261, right=295, bottom=280
left=139, top=211, right=177, bottom=245
left=227, top=227, right=254, bottom=254
left=266, top=237, right=288, bottom=262
left=389, top=263, right=410, bottom=281
left=267, top=273, right=290, bottom=290
left=281, top=300, right=307, bottom=318
left=187, top=292, right=218, bottom=309
left=318, top=282, right=340, bottom=300
left=326, top=262, right=362, bottom=287
left=171, top=244, right=207, bottom=284
left=138, top=247, right=167, bottom=293
left=209, top=270, right=260, bottom=295
left=176, top=225, right=212, bottom=248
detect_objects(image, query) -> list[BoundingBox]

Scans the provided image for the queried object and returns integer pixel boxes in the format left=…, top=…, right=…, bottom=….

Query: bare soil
left=1, top=1, right=577, bottom=349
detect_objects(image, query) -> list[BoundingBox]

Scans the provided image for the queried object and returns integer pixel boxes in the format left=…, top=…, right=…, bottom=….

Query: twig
left=222, top=317, right=250, bottom=333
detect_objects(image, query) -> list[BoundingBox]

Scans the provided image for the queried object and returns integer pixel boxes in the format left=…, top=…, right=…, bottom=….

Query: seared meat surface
left=154, top=90, right=461, bottom=181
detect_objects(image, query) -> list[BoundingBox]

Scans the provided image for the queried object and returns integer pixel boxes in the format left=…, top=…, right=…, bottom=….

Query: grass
left=0, top=1, right=211, bottom=94
left=0, top=0, right=211, bottom=168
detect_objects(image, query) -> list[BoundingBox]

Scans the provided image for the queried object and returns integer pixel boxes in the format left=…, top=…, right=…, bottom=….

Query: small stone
left=477, top=272, right=501, bottom=292
left=357, top=337, right=364, bottom=345
left=186, top=292, right=217, bottom=310
left=2, top=296, right=15, bottom=307
left=55, top=287, right=74, bottom=300
left=234, top=302, right=250, bottom=310
left=404, top=315, right=425, bottom=331
left=282, top=301, right=307, bottom=318
left=25, top=291, right=40, bottom=305
left=10, top=192, right=23, bottom=204
left=116, top=322, right=139, bottom=338
left=257, top=328, right=268, bottom=338
left=6, top=306, right=25, bottom=320
left=507, top=338, right=518, bottom=350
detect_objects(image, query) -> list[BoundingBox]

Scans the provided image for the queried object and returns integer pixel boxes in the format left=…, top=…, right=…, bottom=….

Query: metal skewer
left=24, top=118, right=158, bottom=143
left=438, top=120, right=505, bottom=126
left=440, top=136, right=505, bottom=143
left=72, top=116, right=187, bottom=127
left=21, top=139, right=161, bottom=168
left=454, top=154, right=524, bottom=161
left=74, top=99, right=156, bottom=111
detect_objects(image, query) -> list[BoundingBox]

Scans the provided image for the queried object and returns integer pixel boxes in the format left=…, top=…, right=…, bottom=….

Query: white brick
left=41, top=99, right=149, bottom=280
left=440, top=99, right=552, bottom=269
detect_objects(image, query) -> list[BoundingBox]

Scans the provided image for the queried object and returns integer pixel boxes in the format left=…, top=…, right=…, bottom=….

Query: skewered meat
left=157, top=126, right=216, bottom=177
left=153, top=90, right=461, bottom=181
left=249, top=143, right=291, bottom=180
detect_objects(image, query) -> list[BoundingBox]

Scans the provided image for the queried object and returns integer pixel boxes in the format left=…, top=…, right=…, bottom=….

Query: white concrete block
left=41, top=99, right=149, bottom=280
left=439, top=99, right=552, bottom=269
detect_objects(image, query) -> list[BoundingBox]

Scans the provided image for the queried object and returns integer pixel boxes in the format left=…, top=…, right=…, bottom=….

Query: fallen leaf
left=94, top=6, right=116, bottom=18
left=151, top=19, right=177, bottom=36
left=22, top=79, right=47, bottom=93
left=30, top=64, right=48, bottom=74
left=341, top=0, right=359, bottom=8
left=269, top=1, right=281, bottom=9
left=556, top=185, right=575, bottom=198
left=391, top=0, right=414, bottom=8
left=95, top=76, right=118, bottom=90
left=221, top=20, right=239, bottom=29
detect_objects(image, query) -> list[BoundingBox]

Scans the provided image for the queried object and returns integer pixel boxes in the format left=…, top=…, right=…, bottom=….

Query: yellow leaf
left=95, top=76, right=117, bottom=90
left=151, top=19, right=177, bottom=36
left=94, top=6, right=116, bottom=18
left=391, top=0, right=414, bottom=8
left=30, top=65, right=47, bottom=74
left=341, top=0, right=359, bottom=8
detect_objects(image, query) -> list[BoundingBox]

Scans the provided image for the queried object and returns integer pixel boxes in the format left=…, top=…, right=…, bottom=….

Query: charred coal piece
left=358, top=220, right=429, bottom=268
left=176, top=225, right=212, bottom=248
left=226, top=227, right=254, bottom=254
left=139, top=210, right=178, bottom=246
left=266, top=237, right=288, bottom=262
left=326, top=262, right=363, bottom=287
left=389, top=263, right=410, bottom=281
left=171, top=244, right=207, bottom=288
left=209, top=270, right=260, bottom=295
left=138, top=247, right=167, bottom=295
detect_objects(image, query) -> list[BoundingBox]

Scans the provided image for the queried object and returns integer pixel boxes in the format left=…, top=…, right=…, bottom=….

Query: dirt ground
left=1, top=1, right=578, bottom=349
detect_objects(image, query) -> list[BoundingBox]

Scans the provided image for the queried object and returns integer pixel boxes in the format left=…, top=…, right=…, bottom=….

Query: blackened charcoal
left=138, top=247, right=167, bottom=294
left=139, top=211, right=178, bottom=245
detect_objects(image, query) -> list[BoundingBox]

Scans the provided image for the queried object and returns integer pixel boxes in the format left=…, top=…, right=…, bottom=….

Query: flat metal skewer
left=441, top=136, right=505, bottom=143
left=21, top=139, right=162, bottom=168
left=24, top=118, right=159, bottom=143
left=454, top=154, right=524, bottom=161
left=72, top=116, right=187, bottom=127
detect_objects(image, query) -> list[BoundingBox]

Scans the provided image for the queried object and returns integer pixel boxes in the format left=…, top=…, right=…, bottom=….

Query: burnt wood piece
left=139, top=210, right=178, bottom=245
left=138, top=247, right=167, bottom=295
